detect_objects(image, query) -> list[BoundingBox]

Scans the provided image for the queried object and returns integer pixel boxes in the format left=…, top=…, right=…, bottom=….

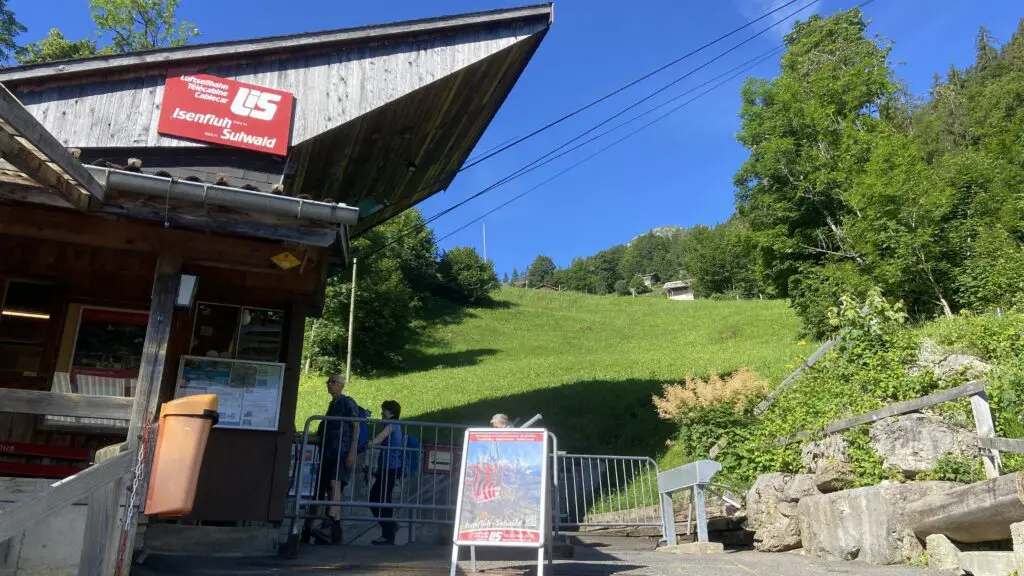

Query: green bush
left=788, top=262, right=876, bottom=340
left=917, top=453, right=985, bottom=483
left=437, top=247, right=499, bottom=305
left=923, top=310, right=1024, bottom=471
left=707, top=290, right=938, bottom=489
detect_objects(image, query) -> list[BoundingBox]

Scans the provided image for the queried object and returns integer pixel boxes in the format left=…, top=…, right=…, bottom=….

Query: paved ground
left=132, top=542, right=951, bottom=576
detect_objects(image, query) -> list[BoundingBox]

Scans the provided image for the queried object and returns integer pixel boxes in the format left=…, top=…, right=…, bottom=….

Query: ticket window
left=190, top=303, right=283, bottom=362
left=47, top=307, right=148, bottom=430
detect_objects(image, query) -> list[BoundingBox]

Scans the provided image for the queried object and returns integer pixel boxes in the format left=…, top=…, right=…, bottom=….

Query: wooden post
left=78, top=443, right=126, bottom=576
left=112, top=257, right=181, bottom=575
left=971, top=391, right=1002, bottom=479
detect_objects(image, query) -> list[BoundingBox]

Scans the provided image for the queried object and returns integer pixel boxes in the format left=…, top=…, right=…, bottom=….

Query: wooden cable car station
left=0, top=4, right=551, bottom=574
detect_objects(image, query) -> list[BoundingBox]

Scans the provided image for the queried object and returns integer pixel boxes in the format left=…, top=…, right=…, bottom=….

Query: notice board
left=174, top=356, right=284, bottom=431
left=452, top=429, right=550, bottom=546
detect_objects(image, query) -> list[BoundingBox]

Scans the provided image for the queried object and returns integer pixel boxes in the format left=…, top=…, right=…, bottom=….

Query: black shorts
left=318, top=456, right=351, bottom=496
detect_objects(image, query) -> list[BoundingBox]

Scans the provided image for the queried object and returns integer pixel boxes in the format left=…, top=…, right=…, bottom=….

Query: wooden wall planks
left=14, top=25, right=542, bottom=150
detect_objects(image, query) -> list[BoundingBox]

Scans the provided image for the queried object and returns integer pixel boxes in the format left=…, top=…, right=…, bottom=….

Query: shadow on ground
left=371, top=297, right=515, bottom=377
left=416, top=378, right=676, bottom=457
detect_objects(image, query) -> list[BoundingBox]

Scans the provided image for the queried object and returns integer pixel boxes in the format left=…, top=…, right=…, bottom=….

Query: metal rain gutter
left=85, top=165, right=359, bottom=226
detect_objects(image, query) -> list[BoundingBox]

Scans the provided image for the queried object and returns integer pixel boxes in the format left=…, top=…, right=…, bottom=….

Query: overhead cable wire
left=433, top=48, right=785, bottom=245
left=460, top=0, right=810, bottom=168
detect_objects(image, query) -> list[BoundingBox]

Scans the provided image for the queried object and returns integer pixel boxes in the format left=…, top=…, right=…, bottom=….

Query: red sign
left=158, top=73, right=294, bottom=156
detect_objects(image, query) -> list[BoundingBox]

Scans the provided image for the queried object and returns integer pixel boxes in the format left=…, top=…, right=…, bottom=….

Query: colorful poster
left=288, top=443, right=319, bottom=497
left=453, top=429, right=549, bottom=547
left=175, top=356, right=283, bottom=431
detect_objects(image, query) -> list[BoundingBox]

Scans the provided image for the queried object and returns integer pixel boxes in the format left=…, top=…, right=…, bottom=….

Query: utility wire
left=364, top=0, right=817, bottom=243
left=364, top=0, right=876, bottom=260
left=425, top=44, right=786, bottom=228
left=373, top=0, right=819, bottom=252
left=434, top=48, right=784, bottom=245
left=434, top=0, right=879, bottom=245
left=423, top=0, right=821, bottom=227
left=460, top=0, right=809, bottom=168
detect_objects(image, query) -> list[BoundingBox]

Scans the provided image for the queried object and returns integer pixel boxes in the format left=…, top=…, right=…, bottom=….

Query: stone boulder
left=746, top=473, right=822, bottom=553
left=869, top=413, right=975, bottom=477
left=814, top=461, right=854, bottom=493
left=785, top=474, right=822, bottom=502
left=910, top=339, right=990, bottom=381
left=936, top=354, right=990, bottom=381
left=801, top=435, right=850, bottom=474
left=754, top=501, right=801, bottom=552
left=798, top=481, right=962, bottom=565
left=745, top=473, right=793, bottom=532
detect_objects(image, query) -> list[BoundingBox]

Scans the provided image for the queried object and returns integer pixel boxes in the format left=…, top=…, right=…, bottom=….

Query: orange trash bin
left=144, top=394, right=219, bottom=517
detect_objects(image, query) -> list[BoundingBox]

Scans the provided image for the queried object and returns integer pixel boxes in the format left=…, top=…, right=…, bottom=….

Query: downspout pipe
left=85, top=165, right=359, bottom=226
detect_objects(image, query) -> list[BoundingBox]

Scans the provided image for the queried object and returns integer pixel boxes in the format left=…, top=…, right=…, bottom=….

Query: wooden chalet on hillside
left=0, top=4, right=551, bottom=572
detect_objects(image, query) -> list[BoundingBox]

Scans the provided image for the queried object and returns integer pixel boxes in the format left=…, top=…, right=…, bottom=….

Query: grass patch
left=297, top=286, right=807, bottom=461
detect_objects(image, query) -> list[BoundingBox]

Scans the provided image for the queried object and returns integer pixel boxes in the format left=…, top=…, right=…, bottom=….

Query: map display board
left=174, top=356, right=284, bottom=431
left=452, top=429, right=549, bottom=547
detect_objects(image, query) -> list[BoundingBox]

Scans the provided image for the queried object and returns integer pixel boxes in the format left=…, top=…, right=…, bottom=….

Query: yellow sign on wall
left=271, top=252, right=301, bottom=270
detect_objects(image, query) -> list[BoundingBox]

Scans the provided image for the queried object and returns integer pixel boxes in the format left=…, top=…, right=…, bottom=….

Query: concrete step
left=958, top=551, right=1017, bottom=576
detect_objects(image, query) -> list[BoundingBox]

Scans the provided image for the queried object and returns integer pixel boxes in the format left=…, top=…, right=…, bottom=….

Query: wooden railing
left=0, top=258, right=179, bottom=576
left=774, top=380, right=1019, bottom=479
left=708, top=338, right=840, bottom=459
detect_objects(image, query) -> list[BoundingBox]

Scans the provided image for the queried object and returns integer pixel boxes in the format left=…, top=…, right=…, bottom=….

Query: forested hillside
left=519, top=11, right=1024, bottom=338
left=310, top=9, right=1024, bottom=374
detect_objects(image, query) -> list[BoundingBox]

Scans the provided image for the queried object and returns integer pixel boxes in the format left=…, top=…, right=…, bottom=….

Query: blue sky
left=12, top=1, right=1023, bottom=277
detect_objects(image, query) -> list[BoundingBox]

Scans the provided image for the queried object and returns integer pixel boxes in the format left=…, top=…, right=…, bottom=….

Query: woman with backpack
left=366, top=400, right=403, bottom=545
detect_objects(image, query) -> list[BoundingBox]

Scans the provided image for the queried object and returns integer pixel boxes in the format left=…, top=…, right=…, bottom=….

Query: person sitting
left=366, top=400, right=403, bottom=545
left=490, top=413, right=509, bottom=428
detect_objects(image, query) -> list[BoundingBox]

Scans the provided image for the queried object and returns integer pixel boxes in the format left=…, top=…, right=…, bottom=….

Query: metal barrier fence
left=285, top=415, right=471, bottom=548
left=555, top=454, right=665, bottom=541
left=283, top=418, right=668, bottom=553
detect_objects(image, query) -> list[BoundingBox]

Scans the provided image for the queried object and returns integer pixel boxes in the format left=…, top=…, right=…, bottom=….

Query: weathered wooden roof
left=0, top=4, right=553, bottom=236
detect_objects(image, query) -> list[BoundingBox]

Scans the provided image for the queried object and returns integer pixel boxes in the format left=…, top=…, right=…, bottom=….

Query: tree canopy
left=13, top=0, right=199, bottom=65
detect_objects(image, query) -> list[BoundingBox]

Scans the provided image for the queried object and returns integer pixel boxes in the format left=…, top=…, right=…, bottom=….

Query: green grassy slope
left=297, top=287, right=807, bottom=460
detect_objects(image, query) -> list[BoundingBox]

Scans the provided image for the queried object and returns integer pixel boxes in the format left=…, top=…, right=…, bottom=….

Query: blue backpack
left=355, top=404, right=371, bottom=453
left=403, top=435, right=421, bottom=477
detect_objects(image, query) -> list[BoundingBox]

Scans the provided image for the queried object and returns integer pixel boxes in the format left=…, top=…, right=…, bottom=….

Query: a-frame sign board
left=449, top=428, right=553, bottom=575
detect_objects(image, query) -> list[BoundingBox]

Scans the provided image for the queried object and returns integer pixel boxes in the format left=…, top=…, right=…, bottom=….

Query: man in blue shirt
left=305, top=373, right=359, bottom=545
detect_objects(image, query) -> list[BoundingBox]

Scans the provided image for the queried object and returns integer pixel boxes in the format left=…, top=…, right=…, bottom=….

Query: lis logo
left=230, top=87, right=282, bottom=121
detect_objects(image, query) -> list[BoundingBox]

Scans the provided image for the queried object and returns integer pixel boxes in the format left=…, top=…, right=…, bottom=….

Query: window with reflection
left=190, top=303, right=283, bottom=362
left=48, top=307, right=148, bottom=430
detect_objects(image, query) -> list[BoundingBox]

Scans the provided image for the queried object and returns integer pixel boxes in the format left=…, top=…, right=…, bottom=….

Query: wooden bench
left=0, top=441, right=90, bottom=478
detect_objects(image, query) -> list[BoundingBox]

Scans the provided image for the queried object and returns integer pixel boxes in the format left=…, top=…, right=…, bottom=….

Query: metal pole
left=345, top=258, right=358, bottom=384
left=694, top=485, right=708, bottom=543
left=482, top=222, right=487, bottom=263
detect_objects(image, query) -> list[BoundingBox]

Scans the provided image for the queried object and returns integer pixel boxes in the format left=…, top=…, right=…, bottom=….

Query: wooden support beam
left=0, top=203, right=321, bottom=279
left=908, top=472, right=1024, bottom=544
left=971, top=391, right=1002, bottom=479
left=0, top=83, right=101, bottom=208
left=776, top=381, right=988, bottom=445
left=0, top=389, right=133, bottom=420
left=115, top=257, right=179, bottom=575
left=0, top=449, right=134, bottom=544
left=78, top=444, right=126, bottom=576
left=979, top=436, right=1024, bottom=453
